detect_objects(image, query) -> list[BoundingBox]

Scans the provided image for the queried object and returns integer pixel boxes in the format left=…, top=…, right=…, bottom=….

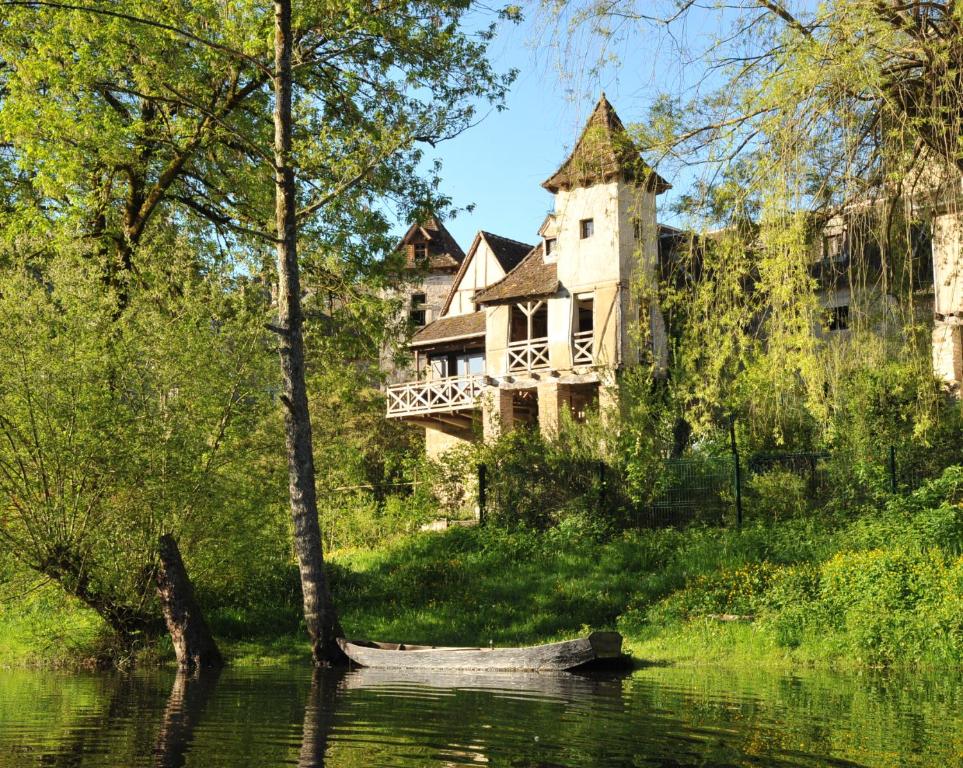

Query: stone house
left=385, top=95, right=670, bottom=457
left=386, top=97, right=963, bottom=459
left=809, top=185, right=963, bottom=393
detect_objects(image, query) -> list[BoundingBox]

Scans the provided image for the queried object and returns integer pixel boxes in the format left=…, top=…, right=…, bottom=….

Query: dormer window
left=580, top=219, right=594, bottom=239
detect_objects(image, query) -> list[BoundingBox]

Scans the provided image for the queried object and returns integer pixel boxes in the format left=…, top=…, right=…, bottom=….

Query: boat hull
left=337, top=632, right=622, bottom=672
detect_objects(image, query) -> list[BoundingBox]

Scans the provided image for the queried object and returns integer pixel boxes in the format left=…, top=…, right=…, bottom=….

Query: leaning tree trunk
left=273, top=0, right=345, bottom=666
left=155, top=534, right=224, bottom=672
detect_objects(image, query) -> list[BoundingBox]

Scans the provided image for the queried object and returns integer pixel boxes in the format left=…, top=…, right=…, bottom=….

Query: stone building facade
left=932, top=203, right=963, bottom=391
left=381, top=217, right=465, bottom=386
left=386, top=97, right=963, bottom=459
left=385, top=96, right=669, bottom=457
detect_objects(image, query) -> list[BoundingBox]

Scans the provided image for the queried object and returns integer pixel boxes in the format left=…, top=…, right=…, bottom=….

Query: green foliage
left=640, top=467, right=963, bottom=667
left=650, top=562, right=779, bottom=623
left=0, top=243, right=275, bottom=636
left=470, top=418, right=613, bottom=530
left=745, top=468, right=809, bottom=522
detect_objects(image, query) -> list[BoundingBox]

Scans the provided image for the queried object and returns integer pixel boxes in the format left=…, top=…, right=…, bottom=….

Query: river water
left=0, top=663, right=959, bottom=767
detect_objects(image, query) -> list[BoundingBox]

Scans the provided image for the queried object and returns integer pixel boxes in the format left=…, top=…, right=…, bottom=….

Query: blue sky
left=409, top=5, right=723, bottom=249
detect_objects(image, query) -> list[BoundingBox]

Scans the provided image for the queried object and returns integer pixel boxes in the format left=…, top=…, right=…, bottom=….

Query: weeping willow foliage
left=572, top=1, right=963, bottom=463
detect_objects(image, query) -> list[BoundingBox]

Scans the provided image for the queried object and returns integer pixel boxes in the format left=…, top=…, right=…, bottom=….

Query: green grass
left=0, top=581, right=103, bottom=668
left=4, top=467, right=962, bottom=670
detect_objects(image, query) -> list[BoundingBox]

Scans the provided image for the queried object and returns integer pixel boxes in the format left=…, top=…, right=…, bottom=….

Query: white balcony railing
left=386, top=374, right=485, bottom=418
left=507, top=337, right=550, bottom=372
left=572, top=329, right=594, bottom=365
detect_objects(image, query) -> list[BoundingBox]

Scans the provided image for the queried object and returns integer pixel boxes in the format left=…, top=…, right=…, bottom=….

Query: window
left=455, top=350, right=485, bottom=377
left=828, top=305, right=849, bottom=331
left=822, top=232, right=847, bottom=263
left=632, top=216, right=643, bottom=240
left=428, top=354, right=448, bottom=379
left=409, top=292, right=427, bottom=327
left=545, top=237, right=557, bottom=255
left=580, top=218, right=594, bottom=239
left=428, top=350, right=484, bottom=380
left=510, top=301, right=548, bottom=342
left=413, top=242, right=428, bottom=262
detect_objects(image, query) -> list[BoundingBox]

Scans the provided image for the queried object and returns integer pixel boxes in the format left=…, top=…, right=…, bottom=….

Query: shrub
left=755, top=564, right=821, bottom=648
left=649, top=562, right=779, bottom=622
left=745, top=468, right=809, bottom=521
left=819, top=548, right=963, bottom=665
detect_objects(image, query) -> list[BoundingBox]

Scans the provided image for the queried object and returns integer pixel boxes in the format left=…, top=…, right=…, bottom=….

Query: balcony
left=572, top=329, right=594, bottom=365
left=507, top=337, right=549, bottom=372
left=386, top=374, right=486, bottom=418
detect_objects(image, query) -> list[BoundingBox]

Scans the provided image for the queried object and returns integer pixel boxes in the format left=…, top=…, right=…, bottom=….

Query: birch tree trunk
left=273, top=0, right=346, bottom=666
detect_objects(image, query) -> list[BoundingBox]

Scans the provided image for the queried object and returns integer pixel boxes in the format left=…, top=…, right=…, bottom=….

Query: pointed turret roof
left=542, top=94, right=670, bottom=195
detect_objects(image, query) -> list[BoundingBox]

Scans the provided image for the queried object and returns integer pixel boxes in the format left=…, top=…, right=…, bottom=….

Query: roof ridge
left=480, top=231, right=535, bottom=248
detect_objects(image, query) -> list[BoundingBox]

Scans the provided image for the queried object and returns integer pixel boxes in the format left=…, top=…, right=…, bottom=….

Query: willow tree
left=544, top=0, right=963, bottom=455
left=0, top=0, right=512, bottom=663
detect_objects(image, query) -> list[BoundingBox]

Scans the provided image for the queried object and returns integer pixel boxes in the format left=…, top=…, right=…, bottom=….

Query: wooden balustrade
left=386, top=374, right=486, bottom=417
left=507, top=337, right=550, bottom=372
left=572, top=329, right=594, bottom=365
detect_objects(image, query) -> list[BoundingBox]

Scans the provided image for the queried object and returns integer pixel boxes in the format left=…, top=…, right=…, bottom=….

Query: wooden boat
left=337, top=631, right=623, bottom=672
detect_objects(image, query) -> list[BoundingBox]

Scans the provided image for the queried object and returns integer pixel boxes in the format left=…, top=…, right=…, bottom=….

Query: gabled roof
left=473, top=244, right=559, bottom=305
left=542, top=94, right=670, bottom=195
left=395, top=216, right=466, bottom=270
left=439, top=230, right=535, bottom=316
left=410, top=310, right=486, bottom=347
left=480, top=231, right=533, bottom=273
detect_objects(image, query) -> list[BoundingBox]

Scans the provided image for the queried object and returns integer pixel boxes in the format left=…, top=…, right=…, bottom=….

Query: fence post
left=729, top=417, right=743, bottom=528
left=597, top=460, right=607, bottom=514
left=477, top=463, right=487, bottom=526
left=888, top=445, right=897, bottom=494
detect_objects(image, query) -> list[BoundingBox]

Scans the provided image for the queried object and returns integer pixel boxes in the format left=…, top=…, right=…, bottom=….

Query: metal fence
left=477, top=445, right=932, bottom=530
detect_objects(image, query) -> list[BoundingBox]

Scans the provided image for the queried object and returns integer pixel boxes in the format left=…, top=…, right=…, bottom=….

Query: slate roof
left=542, top=94, right=670, bottom=195
left=421, top=216, right=466, bottom=268
left=473, top=245, right=559, bottom=305
left=481, top=231, right=533, bottom=273
left=410, top=310, right=486, bottom=347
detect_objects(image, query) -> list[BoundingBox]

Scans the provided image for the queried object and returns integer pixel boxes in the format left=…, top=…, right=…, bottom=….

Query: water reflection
left=0, top=663, right=959, bottom=767
left=153, top=670, right=221, bottom=768
left=298, top=669, right=343, bottom=768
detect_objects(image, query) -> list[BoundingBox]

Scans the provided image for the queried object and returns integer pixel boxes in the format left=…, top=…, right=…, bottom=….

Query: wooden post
left=477, top=463, right=487, bottom=526
left=155, top=534, right=224, bottom=672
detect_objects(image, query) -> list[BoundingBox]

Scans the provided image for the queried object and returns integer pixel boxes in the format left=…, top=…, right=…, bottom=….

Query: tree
left=0, top=238, right=273, bottom=647
left=1, top=0, right=512, bottom=663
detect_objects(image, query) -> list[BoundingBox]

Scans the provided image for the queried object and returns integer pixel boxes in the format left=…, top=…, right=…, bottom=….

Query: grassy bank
left=2, top=467, right=961, bottom=670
